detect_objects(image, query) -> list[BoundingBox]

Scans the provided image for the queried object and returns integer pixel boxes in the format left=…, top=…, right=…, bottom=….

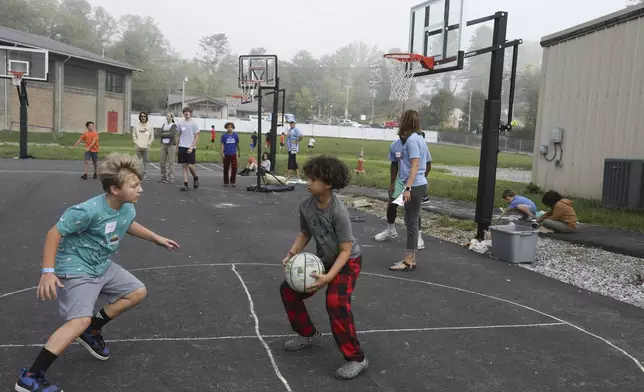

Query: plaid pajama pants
left=279, top=256, right=364, bottom=362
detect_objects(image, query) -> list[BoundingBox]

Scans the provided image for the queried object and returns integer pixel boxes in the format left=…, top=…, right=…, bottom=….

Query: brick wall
left=62, top=87, right=97, bottom=132
left=105, top=92, right=124, bottom=133
left=9, top=82, right=54, bottom=132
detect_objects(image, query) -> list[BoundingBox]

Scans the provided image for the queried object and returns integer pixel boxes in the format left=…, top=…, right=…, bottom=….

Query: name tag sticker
left=105, top=221, right=117, bottom=234
left=395, top=151, right=402, bottom=159
left=162, top=138, right=170, bottom=144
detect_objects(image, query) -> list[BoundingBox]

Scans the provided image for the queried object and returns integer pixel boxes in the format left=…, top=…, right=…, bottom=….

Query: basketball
left=284, top=252, right=325, bottom=293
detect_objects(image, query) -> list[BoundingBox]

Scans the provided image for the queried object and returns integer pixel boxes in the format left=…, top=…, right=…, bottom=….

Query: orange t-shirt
left=279, top=135, right=285, bottom=144
left=82, top=131, right=99, bottom=152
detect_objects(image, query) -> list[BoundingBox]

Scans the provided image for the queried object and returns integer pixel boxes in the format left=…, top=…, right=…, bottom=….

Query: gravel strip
left=437, top=166, right=532, bottom=183
left=339, top=193, right=644, bottom=309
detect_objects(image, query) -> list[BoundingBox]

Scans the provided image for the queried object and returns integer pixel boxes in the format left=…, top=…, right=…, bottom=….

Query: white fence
left=131, top=114, right=439, bottom=144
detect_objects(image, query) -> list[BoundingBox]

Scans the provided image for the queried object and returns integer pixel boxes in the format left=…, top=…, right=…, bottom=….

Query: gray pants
left=404, top=184, right=427, bottom=251
left=160, top=144, right=175, bottom=182
left=136, top=148, right=149, bottom=178
left=541, top=218, right=575, bottom=233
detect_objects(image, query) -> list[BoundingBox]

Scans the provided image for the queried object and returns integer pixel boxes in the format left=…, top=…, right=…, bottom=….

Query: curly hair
left=99, top=152, right=143, bottom=192
left=303, top=155, right=351, bottom=190
left=542, top=190, right=563, bottom=208
left=224, top=122, right=235, bottom=130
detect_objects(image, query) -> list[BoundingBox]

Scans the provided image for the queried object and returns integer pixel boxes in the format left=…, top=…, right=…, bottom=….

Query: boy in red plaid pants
left=280, top=155, right=368, bottom=379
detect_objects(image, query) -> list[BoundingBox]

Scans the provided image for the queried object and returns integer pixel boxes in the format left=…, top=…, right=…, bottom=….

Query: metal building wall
left=532, top=12, right=644, bottom=200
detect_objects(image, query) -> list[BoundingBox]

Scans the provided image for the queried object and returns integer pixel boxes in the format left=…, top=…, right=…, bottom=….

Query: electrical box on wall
left=540, top=145, right=549, bottom=154
left=550, top=127, right=564, bottom=144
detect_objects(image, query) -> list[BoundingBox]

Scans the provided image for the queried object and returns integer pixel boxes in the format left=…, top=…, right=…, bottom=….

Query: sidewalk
left=342, top=185, right=644, bottom=259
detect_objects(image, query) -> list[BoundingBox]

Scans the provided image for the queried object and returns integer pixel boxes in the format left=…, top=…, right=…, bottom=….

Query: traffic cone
left=355, top=148, right=365, bottom=174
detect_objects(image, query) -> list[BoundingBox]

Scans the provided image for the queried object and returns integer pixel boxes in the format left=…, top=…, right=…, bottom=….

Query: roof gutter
left=541, top=4, right=644, bottom=47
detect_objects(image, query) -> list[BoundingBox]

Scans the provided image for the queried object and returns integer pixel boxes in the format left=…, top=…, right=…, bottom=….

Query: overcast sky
left=89, top=0, right=627, bottom=60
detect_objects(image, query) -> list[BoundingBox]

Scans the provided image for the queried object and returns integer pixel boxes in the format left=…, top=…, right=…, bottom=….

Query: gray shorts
left=56, top=262, right=145, bottom=321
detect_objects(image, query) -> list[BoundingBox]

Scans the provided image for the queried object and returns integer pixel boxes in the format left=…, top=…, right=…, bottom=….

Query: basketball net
left=9, top=71, right=24, bottom=87
left=240, top=81, right=259, bottom=104
left=383, top=54, right=434, bottom=102
left=226, top=95, right=242, bottom=117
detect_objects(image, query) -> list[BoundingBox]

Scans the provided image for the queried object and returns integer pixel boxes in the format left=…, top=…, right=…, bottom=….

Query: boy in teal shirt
left=15, top=152, right=180, bottom=392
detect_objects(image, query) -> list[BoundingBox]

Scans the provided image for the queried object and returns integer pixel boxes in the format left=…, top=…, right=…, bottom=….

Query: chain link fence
left=437, top=132, right=534, bottom=155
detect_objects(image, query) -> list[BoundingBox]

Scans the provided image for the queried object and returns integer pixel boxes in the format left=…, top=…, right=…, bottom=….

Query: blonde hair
left=99, top=153, right=143, bottom=192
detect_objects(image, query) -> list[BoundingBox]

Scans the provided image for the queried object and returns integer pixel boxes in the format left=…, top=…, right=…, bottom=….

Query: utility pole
left=181, top=76, right=188, bottom=109
left=468, top=90, right=472, bottom=132
left=344, top=85, right=352, bottom=119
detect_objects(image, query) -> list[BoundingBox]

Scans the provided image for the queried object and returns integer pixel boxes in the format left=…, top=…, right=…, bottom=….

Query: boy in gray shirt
left=279, top=155, right=368, bottom=380
left=176, top=107, right=201, bottom=191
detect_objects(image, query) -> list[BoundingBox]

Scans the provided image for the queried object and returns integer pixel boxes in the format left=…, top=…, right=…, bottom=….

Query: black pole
left=505, top=43, right=520, bottom=130
left=475, top=11, right=508, bottom=240
left=269, top=78, right=279, bottom=172
left=256, top=87, right=263, bottom=190
left=18, top=80, right=31, bottom=159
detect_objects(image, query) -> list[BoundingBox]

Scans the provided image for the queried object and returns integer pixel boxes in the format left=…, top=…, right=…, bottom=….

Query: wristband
left=42, top=268, right=55, bottom=274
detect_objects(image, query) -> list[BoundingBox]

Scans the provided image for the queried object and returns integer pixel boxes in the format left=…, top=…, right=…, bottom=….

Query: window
left=106, top=73, right=123, bottom=93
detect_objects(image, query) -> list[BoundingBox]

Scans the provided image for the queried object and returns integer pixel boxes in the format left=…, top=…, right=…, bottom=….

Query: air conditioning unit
left=602, top=159, right=644, bottom=210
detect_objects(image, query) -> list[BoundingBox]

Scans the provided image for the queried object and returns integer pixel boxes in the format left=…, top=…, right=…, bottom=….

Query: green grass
left=0, top=131, right=533, bottom=169
left=2, top=130, right=644, bottom=232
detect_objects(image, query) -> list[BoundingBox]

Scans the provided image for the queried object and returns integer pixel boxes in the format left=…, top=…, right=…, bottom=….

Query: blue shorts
left=84, top=151, right=98, bottom=161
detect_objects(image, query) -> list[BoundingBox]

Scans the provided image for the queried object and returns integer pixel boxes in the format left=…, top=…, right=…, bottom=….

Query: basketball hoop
left=240, top=80, right=261, bottom=104
left=9, top=71, right=24, bottom=87
left=383, top=53, right=435, bottom=102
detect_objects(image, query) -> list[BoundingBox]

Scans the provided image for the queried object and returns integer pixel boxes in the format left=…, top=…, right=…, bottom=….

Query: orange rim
left=384, top=53, right=435, bottom=70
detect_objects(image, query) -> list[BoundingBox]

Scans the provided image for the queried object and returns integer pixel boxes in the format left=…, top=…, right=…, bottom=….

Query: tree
left=515, top=65, right=541, bottom=137
left=460, top=90, right=486, bottom=133
left=419, top=89, right=456, bottom=128
left=293, top=87, right=316, bottom=120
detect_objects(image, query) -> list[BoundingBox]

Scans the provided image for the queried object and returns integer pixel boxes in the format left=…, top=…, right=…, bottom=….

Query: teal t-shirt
left=55, top=194, right=136, bottom=277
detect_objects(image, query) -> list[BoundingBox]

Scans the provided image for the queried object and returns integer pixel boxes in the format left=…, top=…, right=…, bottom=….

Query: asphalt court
left=1, top=159, right=644, bottom=391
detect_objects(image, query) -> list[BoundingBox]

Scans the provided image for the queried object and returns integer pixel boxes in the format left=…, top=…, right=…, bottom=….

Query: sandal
left=389, top=260, right=416, bottom=271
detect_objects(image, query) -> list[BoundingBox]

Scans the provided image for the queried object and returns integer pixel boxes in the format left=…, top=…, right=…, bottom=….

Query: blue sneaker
left=76, top=329, right=110, bottom=361
left=15, top=368, right=63, bottom=392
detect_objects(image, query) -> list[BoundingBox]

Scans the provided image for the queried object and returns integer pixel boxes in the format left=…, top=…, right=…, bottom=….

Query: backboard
left=409, top=0, right=464, bottom=72
left=238, top=55, right=277, bottom=89
left=0, top=46, right=49, bottom=82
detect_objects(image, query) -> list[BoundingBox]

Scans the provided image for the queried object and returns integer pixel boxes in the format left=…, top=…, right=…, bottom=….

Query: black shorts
left=178, top=147, right=196, bottom=164
left=288, top=152, right=298, bottom=170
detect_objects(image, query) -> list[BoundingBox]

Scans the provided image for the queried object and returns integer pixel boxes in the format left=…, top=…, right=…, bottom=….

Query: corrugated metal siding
left=533, top=15, right=644, bottom=199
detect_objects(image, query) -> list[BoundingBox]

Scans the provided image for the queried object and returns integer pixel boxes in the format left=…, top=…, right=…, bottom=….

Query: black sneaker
left=80, top=174, right=88, bottom=180
left=193, top=177, right=200, bottom=189
left=422, top=195, right=430, bottom=204
left=181, top=185, right=190, bottom=191
left=93, top=173, right=97, bottom=179
left=76, top=329, right=110, bottom=361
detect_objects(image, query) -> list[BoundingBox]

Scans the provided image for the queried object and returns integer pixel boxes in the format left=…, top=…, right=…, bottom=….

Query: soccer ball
left=284, top=252, right=325, bottom=293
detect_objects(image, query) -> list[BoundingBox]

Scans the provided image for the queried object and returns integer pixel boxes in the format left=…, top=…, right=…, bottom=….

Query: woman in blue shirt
left=390, top=110, right=429, bottom=272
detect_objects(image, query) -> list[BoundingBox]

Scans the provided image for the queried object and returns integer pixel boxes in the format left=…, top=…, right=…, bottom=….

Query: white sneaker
left=374, top=229, right=397, bottom=241
left=418, top=237, right=425, bottom=250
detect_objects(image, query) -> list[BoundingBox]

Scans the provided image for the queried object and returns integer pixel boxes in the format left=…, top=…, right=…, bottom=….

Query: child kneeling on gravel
left=536, top=190, right=577, bottom=233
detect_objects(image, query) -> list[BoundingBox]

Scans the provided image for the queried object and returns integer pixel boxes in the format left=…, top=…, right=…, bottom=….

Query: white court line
left=231, top=264, right=292, bottom=392
left=0, top=323, right=566, bottom=349
left=198, top=164, right=214, bottom=172
left=0, top=286, right=36, bottom=299
left=2, top=263, right=642, bottom=374
left=210, top=163, right=224, bottom=170
left=362, top=272, right=644, bottom=374
left=150, top=163, right=161, bottom=170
